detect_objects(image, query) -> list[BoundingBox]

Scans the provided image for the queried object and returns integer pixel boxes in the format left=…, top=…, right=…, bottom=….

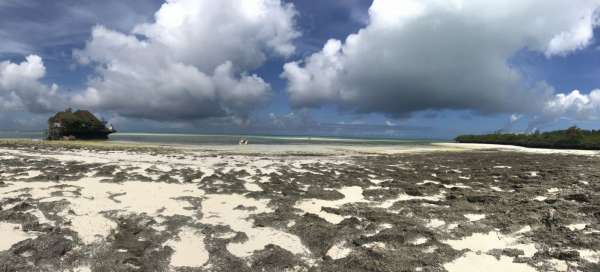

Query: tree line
left=455, top=126, right=600, bottom=150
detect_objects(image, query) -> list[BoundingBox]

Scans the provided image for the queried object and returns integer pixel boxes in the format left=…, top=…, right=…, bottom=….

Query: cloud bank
left=283, top=0, right=600, bottom=121
left=0, top=55, right=64, bottom=113
left=72, top=0, right=299, bottom=121
left=1, top=0, right=600, bottom=134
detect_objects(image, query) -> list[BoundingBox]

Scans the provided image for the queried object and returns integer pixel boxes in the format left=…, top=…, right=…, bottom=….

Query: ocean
left=0, top=131, right=437, bottom=146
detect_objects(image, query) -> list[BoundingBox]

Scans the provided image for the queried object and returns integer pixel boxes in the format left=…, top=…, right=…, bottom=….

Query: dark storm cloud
left=0, top=0, right=162, bottom=56
left=283, top=0, right=600, bottom=122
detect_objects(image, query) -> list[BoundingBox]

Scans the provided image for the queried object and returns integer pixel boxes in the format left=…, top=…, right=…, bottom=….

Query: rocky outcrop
left=47, top=108, right=115, bottom=140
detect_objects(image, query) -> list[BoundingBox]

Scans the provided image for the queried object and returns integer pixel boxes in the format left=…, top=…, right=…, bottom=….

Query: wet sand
left=0, top=140, right=598, bottom=271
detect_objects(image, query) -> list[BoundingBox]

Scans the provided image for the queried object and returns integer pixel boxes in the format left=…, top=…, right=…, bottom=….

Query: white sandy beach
left=0, top=141, right=598, bottom=271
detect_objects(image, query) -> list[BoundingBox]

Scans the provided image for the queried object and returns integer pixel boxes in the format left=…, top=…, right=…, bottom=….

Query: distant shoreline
left=0, top=130, right=446, bottom=144
left=455, top=127, right=600, bottom=151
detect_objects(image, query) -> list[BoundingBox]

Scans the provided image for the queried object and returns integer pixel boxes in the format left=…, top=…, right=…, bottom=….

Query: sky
left=1, top=0, right=600, bottom=139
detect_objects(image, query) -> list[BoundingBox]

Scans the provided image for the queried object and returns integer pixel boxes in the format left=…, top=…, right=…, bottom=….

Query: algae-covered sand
left=0, top=140, right=599, bottom=271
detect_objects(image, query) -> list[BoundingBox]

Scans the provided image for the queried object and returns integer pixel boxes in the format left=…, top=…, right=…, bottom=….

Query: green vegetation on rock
left=47, top=108, right=115, bottom=140
left=455, top=126, right=600, bottom=150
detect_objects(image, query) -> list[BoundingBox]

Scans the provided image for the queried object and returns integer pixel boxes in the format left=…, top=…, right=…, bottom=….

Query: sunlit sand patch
left=444, top=252, right=536, bottom=272
left=577, top=248, right=600, bottom=263
left=166, top=227, right=209, bottom=267
left=73, top=266, right=92, bottom=272
left=327, top=241, right=352, bottom=260
left=1, top=178, right=205, bottom=244
left=443, top=230, right=539, bottom=271
left=490, top=186, right=503, bottom=192
left=435, top=143, right=600, bottom=156
left=516, top=226, right=532, bottom=234
left=417, top=180, right=440, bottom=185
left=370, top=178, right=392, bottom=185
left=423, top=245, right=437, bottom=253
left=444, top=230, right=537, bottom=258
left=26, top=209, right=53, bottom=225
left=363, top=242, right=386, bottom=251
left=446, top=223, right=459, bottom=230
left=426, top=219, right=445, bottom=229
left=0, top=222, right=37, bottom=251
left=547, top=188, right=559, bottom=193
left=409, top=237, right=428, bottom=245
left=25, top=170, right=43, bottom=178
left=464, top=214, right=486, bottom=222
left=566, top=223, right=587, bottom=231
left=443, top=183, right=471, bottom=189
left=237, top=176, right=263, bottom=192
left=365, top=223, right=394, bottom=237
left=201, top=194, right=310, bottom=258
left=377, top=191, right=445, bottom=209
left=295, top=186, right=366, bottom=224
left=243, top=182, right=262, bottom=192
left=296, top=185, right=444, bottom=223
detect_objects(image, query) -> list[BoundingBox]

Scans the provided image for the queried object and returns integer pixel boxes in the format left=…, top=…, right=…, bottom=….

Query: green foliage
left=455, top=126, right=600, bottom=150
left=48, top=109, right=114, bottom=140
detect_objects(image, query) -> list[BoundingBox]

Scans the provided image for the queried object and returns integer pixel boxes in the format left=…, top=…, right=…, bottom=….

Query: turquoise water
left=0, top=131, right=437, bottom=146
left=110, top=133, right=435, bottom=146
left=0, top=131, right=45, bottom=140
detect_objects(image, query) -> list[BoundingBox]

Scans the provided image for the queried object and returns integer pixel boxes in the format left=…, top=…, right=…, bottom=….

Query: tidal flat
left=0, top=140, right=598, bottom=272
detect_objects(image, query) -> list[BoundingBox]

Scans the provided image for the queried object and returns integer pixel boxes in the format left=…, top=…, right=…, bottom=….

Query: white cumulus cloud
left=0, top=55, right=64, bottom=113
left=282, top=0, right=600, bottom=118
left=73, top=0, right=299, bottom=121
left=542, top=89, right=600, bottom=120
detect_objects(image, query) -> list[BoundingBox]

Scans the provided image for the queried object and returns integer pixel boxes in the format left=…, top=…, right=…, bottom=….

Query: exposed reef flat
left=0, top=140, right=598, bottom=271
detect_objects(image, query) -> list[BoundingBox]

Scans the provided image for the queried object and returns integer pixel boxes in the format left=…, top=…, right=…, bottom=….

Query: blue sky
left=1, top=0, right=599, bottom=139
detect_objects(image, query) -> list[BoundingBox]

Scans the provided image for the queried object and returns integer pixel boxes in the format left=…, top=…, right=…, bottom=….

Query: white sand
left=0, top=222, right=36, bottom=251
left=73, top=266, right=92, bottom=272
left=417, top=180, right=440, bottom=185
left=200, top=194, right=310, bottom=258
left=2, top=142, right=595, bottom=269
left=409, top=237, right=428, bottom=245
left=567, top=223, right=587, bottom=231
left=435, top=143, right=600, bottom=156
left=578, top=249, right=600, bottom=263
left=444, top=252, right=536, bottom=272
left=426, top=219, right=446, bottom=229
left=327, top=241, right=352, bottom=260
left=443, top=183, right=471, bottom=189
left=1, top=178, right=205, bottom=244
left=295, top=186, right=367, bottom=224
left=444, top=231, right=537, bottom=258
left=296, top=186, right=444, bottom=223
left=490, top=186, right=503, bottom=192
left=443, top=229, right=539, bottom=272
left=363, top=242, right=387, bottom=251
left=166, top=228, right=209, bottom=267
left=464, top=214, right=486, bottom=222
